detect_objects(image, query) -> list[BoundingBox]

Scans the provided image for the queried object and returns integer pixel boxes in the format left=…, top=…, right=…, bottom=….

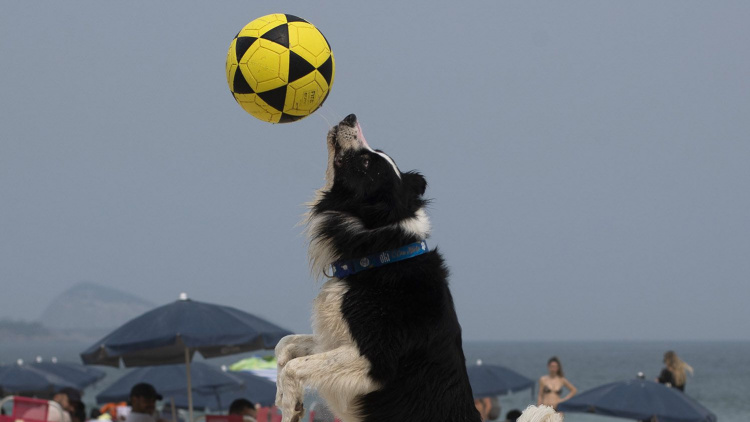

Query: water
left=463, top=341, right=750, bottom=422
left=2, top=341, right=747, bottom=421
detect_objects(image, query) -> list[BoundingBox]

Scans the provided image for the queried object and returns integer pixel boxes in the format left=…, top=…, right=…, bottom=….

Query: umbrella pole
left=185, top=348, right=194, bottom=422
left=170, top=397, right=177, bottom=422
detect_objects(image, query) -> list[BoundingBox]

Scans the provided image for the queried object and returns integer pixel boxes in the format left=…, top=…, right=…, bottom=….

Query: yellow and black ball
left=226, top=14, right=335, bottom=123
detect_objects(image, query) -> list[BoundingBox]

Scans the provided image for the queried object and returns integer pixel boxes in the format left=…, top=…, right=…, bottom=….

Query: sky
left=1, top=1, right=748, bottom=341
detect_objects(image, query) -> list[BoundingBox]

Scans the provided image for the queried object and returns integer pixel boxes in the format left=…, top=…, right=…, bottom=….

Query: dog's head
left=318, top=114, right=427, bottom=228
left=306, top=114, right=431, bottom=275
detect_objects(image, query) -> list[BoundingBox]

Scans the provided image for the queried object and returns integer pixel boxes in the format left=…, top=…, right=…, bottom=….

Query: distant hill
left=39, top=282, right=155, bottom=330
left=0, top=319, right=50, bottom=338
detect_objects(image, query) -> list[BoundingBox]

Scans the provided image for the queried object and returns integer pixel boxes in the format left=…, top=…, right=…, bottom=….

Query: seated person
left=228, top=399, right=257, bottom=422
left=52, top=387, right=83, bottom=422
left=125, top=383, right=164, bottom=422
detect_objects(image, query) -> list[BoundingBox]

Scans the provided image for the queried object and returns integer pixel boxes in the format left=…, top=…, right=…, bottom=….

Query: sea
left=462, top=341, right=750, bottom=422
left=1, top=340, right=747, bottom=422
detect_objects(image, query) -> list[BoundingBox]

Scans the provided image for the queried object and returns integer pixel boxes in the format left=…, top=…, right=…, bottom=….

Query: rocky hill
left=39, top=281, right=155, bottom=330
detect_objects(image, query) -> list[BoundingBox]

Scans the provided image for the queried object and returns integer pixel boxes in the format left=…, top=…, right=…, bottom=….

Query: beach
left=2, top=340, right=746, bottom=421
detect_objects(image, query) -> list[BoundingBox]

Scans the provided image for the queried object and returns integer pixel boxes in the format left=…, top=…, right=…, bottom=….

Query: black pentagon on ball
left=284, top=14, right=308, bottom=24
left=288, top=50, right=316, bottom=83
left=232, top=69, right=253, bottom=94
left=260, top=23, right=289, bottom=48
left=235, top=36, right=257, bottom=62
left=256, top=85, right=288, bottom=112
left=279, top=113, right=305, bottom=123
left=317, top=55, right=334, bottom=86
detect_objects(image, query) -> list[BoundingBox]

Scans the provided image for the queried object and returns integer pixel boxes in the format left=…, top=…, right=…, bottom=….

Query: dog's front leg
left=277, top=346, right=379, bottom=422
left=275, top=334, right=317, bottom=407
left=275, top=334, right=316, bottom=367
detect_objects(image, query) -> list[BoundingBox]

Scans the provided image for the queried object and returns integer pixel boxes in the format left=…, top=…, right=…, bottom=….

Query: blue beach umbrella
left=557, top=378, right=716, bottom=422
left=96, top=362, right=243, bottom=404
left=80, top=293, right=292, bottom=422
left=0, top=362, right=78, bottom=394
left=170, top=370, right=277, bottom=411
left=466, top=360, right=535, bottom=398
left=31, top=361, right=106, bottom=390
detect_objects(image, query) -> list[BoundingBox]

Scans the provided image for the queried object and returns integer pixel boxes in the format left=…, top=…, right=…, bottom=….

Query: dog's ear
left=403, top=171, right=427, bottom=196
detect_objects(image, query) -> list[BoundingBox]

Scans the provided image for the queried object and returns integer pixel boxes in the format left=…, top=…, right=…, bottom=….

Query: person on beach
left=474, top=397, right=492, bottom=421
left=53, top=387, right=83, bottom=422
left=505, top=409, right=522, bottom=422
left=228, top=399, right=257, bottom=422
left=657, top=350, right=693, bottom=392
left=537, top=356, right=577, bottom=409
left=125, top=383, right=164, bottom=422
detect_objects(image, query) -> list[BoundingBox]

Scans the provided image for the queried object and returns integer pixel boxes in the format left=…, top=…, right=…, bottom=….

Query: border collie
left=275, top=114, right=480, bottom=422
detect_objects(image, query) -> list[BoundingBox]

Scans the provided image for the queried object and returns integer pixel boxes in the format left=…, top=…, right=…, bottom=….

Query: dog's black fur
left=306, top=114, right=480, bottom=422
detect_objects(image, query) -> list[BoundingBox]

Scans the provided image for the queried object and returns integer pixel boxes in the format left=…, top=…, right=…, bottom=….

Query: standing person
left=657, top=350, right=693, bottom=392
left=537, top=356, right=577, bottom=409
left=474, top=397, right=492, bottom=421
left=126, top=383, right=164, bottom=422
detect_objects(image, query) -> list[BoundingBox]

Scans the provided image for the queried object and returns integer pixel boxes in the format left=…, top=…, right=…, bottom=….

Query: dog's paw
left=277, top=363, right=305, bottom=422
left=280, top=401, right=304, bottom=422
left=275, top=335, right=306, bottom=368
left=276, top=347, right=293, bottom=368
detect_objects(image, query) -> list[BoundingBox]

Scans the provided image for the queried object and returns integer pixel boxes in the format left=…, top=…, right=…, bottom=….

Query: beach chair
left=0, top=396, right=66, bottom=422
left=254, top=407, right=280, bottom=422
left=255, top=408, right=269, bottom=422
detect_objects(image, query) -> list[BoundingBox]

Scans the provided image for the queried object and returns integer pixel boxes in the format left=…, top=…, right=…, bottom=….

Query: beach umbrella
left=31, top=360, right=106, bottom=390
left=170, top=370, right=277, bottom=411
left=466, top=360, right=535, bottom=398
left=556, top=378, right=716, bottom=422
left=80, top=293, right=292, bottom=422
left=96, top=362, right=243, bottom=404
left=0, top=361, right=78, bottom=394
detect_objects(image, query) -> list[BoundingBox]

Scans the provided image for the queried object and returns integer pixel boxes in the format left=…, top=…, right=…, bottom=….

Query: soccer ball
left=226, top=14, right=335, bottom=124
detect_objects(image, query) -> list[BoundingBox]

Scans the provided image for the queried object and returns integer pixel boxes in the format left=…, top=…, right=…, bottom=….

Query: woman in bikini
left=537, top=356, right=577, bottom=409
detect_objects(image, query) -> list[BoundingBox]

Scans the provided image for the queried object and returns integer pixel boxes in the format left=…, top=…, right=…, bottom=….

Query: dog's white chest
left=312, top=279, right=354, bottom=352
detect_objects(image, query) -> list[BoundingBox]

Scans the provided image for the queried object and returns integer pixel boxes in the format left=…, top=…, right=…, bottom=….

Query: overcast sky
left=1, top=1, right=748, bottom=341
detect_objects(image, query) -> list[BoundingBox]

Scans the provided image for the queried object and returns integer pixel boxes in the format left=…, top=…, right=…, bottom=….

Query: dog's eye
left=361, top=156, right=370, bottom=169
left=335, top=156, right=344, bottom=167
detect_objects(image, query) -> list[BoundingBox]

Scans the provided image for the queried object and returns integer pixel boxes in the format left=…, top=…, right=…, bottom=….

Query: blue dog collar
left=331, top=240, right=429, bottom=278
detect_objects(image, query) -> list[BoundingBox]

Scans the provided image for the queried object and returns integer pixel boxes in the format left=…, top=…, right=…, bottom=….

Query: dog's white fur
left=517, top=405, right=563, bottom=422
left=276, top=280, right=381, bottom=422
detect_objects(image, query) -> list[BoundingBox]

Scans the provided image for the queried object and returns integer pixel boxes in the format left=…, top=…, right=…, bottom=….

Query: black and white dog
left=275, top=114, right=480, bottom=422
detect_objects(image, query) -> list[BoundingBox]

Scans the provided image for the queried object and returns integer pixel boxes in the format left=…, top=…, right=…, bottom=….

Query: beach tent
left=557, top=378, right=716, bottom=422
left=80, top=293, right=292, bottom=422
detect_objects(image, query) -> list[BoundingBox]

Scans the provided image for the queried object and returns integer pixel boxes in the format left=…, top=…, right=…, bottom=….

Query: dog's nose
left=341, top=114, right=357, bottom=127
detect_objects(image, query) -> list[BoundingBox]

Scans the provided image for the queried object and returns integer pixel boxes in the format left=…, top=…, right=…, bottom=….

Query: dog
left=275, top=114, right=480, bottom=422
